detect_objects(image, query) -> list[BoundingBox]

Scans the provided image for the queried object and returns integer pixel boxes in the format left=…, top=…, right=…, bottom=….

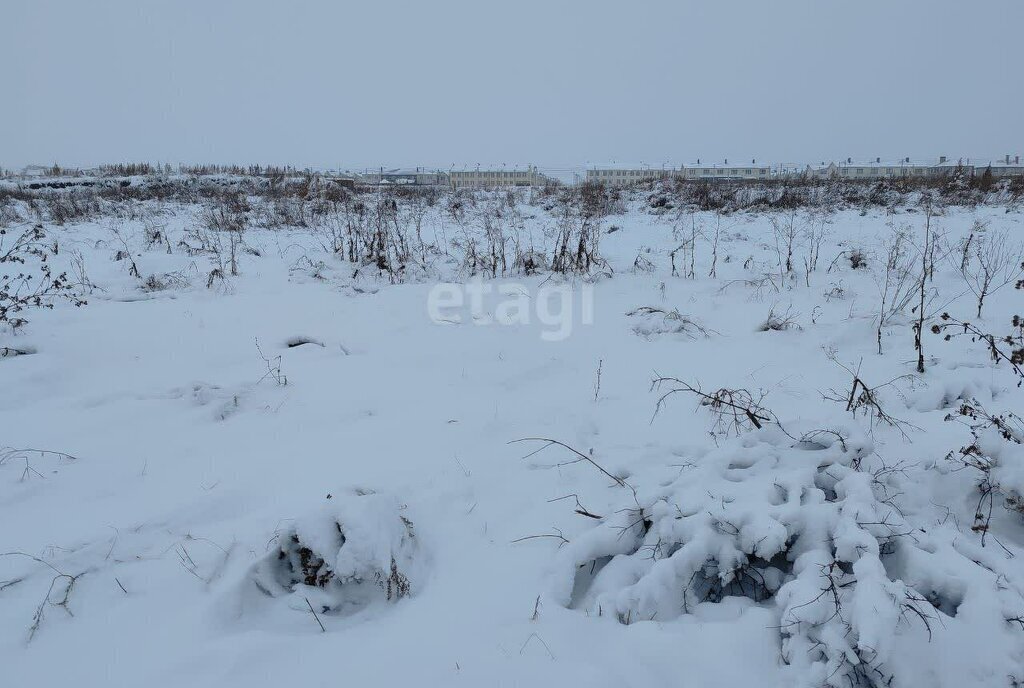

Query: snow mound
left=547, top=427, right=1024, bottom=687
left=625, top=306, right=713, bottom=340
left=251, top=491, right=419, bottom=617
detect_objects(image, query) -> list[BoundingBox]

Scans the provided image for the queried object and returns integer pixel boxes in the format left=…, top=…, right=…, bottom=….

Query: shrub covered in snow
left=546, top=427, right=1024, bottom=687
left=252, top=491, right=419, bottom=617
left=626, top=306, right=713, bottom=340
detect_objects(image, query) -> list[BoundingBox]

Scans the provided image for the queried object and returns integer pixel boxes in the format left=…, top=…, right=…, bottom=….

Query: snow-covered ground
left=2, top=186, right=1023, bottom=687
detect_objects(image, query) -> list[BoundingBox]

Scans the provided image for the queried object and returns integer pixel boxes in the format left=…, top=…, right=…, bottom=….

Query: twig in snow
left=548, top=493, right=603, bottom=519
left=510, top=437, right=638, bottom=505
left=255, top=337, right=287, bottom=386
left=305, top=596, right=326, bottom=633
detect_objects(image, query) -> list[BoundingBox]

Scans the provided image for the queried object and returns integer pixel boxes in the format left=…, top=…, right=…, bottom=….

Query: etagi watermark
left=427, top=277, right=594, bottom=341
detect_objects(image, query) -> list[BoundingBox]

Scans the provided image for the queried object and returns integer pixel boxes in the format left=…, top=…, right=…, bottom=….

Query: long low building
left=588, top=156, right=1024, bottom=185
left=586, top=168, right=670, bottom=185
left=449, top=167, right=554, bottom=189
left=981, top=155, right=1024, bottom=178
left=807, top=155, right=1024, bottom=180
left=586, top=161, right=771, bottom=185
left=682, top=162, right=771, bottom=180
left=808, top=157, right=944, bottom=179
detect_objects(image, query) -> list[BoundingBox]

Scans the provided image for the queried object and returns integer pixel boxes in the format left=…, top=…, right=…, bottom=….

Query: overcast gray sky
left=3, top=0, right=1022, bottom=172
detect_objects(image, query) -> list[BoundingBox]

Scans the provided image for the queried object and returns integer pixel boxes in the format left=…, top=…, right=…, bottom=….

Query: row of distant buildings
left=15, top=155, right=1024, bottom=188
left=352, top=166, right=555, bottom=189
left=352, top=155, right=1024, bottom=189
left=585, top=154, right=1024, bottom=186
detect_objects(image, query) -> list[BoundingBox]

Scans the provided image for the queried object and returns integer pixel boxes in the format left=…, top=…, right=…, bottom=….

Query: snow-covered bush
left=626, top=306, right=713, bottom=340
left=545, top=427, right=1024, bottom=687
left=251, top=491, right=419, bottom=617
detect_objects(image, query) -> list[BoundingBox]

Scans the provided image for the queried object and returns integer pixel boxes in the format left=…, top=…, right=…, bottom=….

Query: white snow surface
left=2, top=190, right=1023, bottom=687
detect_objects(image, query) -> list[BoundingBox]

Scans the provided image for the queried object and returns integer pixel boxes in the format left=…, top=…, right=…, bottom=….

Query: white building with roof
left=681, top=160, right=771, bottom=180
left=804, top=155, right=1024, bottom=180
left=585, top=166, right=671, bottom=185
left=586, top=160, right=771, bottom=185
left=449, top=166, right=553, bottom=189
left=977, top=154, right=1024, bottom=178
left=808, top=157, right=937, bottom=180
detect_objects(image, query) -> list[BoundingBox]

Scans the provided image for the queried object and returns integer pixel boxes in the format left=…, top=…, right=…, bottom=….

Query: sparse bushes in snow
left=549, top=187, right=607, bottom=276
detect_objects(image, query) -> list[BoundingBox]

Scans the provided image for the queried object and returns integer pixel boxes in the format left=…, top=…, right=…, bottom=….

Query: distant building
left=359, top=168, right=449, bottom=186
left=802, top=155, right=1023, bottom=180
left=20, top=164, right=51, bottom=178
left=682, top=161, right=771, bottom=181
left=585, top=167, right=670, bottom=186
left=808, top=157, right=935, bottom=180
left=449, top=167, right=553, bottom=189
left=980, top=155, right=1024, bottom=178
left=586, top=161, right=771, bottom=185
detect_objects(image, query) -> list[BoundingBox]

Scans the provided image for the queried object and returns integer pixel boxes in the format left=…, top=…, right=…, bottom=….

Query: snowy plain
left=2, top=181, right=1023, bottom=687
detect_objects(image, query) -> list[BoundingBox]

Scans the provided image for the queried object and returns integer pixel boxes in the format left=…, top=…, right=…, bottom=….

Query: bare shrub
left=823, top=349, right=918, bottom=439
left=549, top=185, right=606, bottom=275
left=669, top=211, right=702, bottom=279
left=1, top=224, right=85, bottom=330
left=957, top=228, right=1024, bottom=319
left=708, top=211, right=728, bottom=278
left=141, top=271, right=190, bottom=293
left=873, top=225, right=919, bottom=354
left=932, top=312, right=1024, bottom=386
left=944, top=399, right=1024, bottom=545
left=631, top=249, right=655, bottom=273
left=651, top=376, right=780, bottom=437
left=198, top=197, right=249, bottom=278
left=827, top=248, right=867, bottom=272
left=758, top=304, right=801, bottom=332
left=770, top=211, right=803, bottom=276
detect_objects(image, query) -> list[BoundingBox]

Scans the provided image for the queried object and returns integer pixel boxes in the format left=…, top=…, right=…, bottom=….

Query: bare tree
left=957, top=228, right=1024, bottom=319
left=670, top=212, right=702, bottom=279
left=872, top=225, right=919, bottom=355
left=915, top=203, right=934, bottom=373
left=400, top=191, right=433, bottom=266
left=801, top=211, right=830, bottom=286
left=708, top=211, right=725, bottom=278
left=770, top=211, right=803, bottom=278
